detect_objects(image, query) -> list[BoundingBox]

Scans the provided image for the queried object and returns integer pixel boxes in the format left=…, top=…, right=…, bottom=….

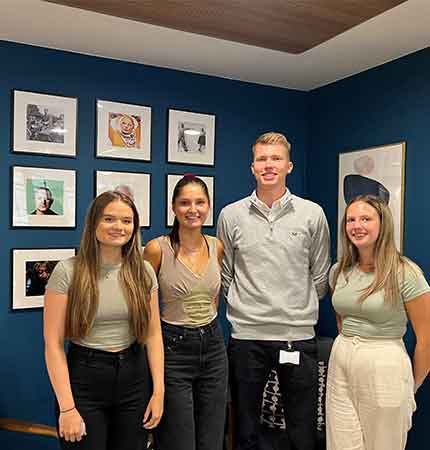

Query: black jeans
left=229, top=338, right=318, bottom=450
left=57, top=342, right=151, bottom=450
left=154, top=320, right=228, bottom=450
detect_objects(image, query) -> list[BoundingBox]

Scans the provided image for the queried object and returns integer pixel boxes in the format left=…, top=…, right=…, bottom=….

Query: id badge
left=279, top=342, right=300, bottom=365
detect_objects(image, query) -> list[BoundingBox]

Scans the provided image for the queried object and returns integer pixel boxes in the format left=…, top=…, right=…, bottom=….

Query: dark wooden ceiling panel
left=46, top=0, right=407, bottom=54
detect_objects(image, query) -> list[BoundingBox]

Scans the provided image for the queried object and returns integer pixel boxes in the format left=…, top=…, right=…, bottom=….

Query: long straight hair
left=333, top=194, right=418, bottom=307
left=169, top=175, right=210, bottom=257
left=65, top=191, right=152, bottom=342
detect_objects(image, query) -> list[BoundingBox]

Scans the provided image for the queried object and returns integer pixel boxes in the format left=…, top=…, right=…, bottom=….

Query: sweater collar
left=250, top=188, right=292, bottom=212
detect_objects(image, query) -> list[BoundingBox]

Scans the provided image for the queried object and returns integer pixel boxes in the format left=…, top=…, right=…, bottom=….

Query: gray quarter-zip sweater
left=217, top=189, right=331, bottom=341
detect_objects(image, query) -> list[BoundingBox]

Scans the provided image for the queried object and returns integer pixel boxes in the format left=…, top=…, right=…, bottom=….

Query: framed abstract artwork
left=338, top=142, right=405, bottom=253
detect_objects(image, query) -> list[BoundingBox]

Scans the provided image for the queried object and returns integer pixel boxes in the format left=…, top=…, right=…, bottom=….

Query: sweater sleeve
left=309, top=207, right=331, bottom=299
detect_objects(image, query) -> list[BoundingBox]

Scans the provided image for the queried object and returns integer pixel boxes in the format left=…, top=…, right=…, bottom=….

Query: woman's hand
left=59, top=408, right=86, bottom=442
left=44, top=288, right=85, bottom=442
left=143, top=393, right=164, bottom=429
left=142, top=284, right=165, bottom=430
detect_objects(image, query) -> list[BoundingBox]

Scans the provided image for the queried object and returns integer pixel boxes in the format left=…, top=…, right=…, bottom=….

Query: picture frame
left=96, top=170, right=151, bottom=227
left=166, top=174, right=214, bottom=227
left=13, top=90, right=77, bottom=157
left=167, top=109, right=215, bottom=166
left=12, top=166, right=76, bottom=228
left=12, top=248, right=76, bottom=310
left=337, top=142, right=405, bottom=253
left=96, top=100, right=151, bottom=161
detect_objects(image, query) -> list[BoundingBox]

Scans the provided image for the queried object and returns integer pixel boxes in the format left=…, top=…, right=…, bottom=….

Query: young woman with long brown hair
left=44, top=191, right=164, bottom=449
left=144, top=175, right=227, bottom=450
left=327, top=194, right=430, bottom=450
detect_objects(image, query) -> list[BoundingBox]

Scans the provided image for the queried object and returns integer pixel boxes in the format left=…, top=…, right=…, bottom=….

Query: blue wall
left=309, top=47, right=430, bottom=450
left=0, top=41, right=309, bottom=449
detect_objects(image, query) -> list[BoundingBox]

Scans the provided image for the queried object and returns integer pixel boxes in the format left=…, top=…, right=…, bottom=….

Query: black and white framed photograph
left=167, top=109, right=215, bottom=166
left=12, top=248, right=76, bottom=310
left=13, top=90, right=77, bottom=157
left=97, top=100, right=151, bottom=161
left=12, top=166, right=76, bottom=227
left=166, top=174, right=214, bottom=227
left=96, top=170, right=151, bottom=227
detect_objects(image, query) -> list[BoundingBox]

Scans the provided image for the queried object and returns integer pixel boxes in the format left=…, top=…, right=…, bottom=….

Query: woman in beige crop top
left=44, top=191, right=164, bottom=450
left=326, top=195, right=430, bottom=450
left=144, top=175, right=228, bottom=450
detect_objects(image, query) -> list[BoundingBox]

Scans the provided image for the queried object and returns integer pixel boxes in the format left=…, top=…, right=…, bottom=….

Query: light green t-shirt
left=47, top=257, right=158, bottom=351
left=329, top=262, right=430, bottom=338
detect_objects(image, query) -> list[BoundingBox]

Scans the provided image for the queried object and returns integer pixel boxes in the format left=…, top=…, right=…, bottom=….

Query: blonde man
left=217, top=132, right=331, bottom=450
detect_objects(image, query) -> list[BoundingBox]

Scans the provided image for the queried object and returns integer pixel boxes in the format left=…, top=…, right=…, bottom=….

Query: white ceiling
left=1, top=0, right=429, bottom=91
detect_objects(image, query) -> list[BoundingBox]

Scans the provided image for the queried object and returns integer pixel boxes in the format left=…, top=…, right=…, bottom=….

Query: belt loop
left=86, top=349, right=93, bottom=364
left=210, top=320, right=216, bottom=335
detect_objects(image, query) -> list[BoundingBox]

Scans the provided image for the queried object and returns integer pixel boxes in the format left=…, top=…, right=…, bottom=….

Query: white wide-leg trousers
left=326, top=333, right=416, bottom=450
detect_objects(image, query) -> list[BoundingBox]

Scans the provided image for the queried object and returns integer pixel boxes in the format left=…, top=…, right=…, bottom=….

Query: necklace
left=181, top=235, right=205, bottom=253
left=105, top=271, right=112, bottom=279
left=101, top=264, right=120, bottom=280
left=181, top=243, right=203, bottom=254
left=180, top=238, right=207, bottom=274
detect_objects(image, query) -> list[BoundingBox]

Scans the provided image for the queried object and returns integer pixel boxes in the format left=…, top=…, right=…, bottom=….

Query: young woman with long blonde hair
left=44, top=191, right=164, bottom=449
left=327, top=194, right=430, bottom=450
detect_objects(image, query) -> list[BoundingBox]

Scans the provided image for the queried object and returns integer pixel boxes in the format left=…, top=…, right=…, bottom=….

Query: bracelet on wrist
left=60, top=406, right=76, bottom=414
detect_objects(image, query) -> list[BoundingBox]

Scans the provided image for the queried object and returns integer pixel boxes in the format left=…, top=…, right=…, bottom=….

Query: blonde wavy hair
left=65, top=191, right=152, bottom=342
left=332, top=194, right=418, bottom=307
